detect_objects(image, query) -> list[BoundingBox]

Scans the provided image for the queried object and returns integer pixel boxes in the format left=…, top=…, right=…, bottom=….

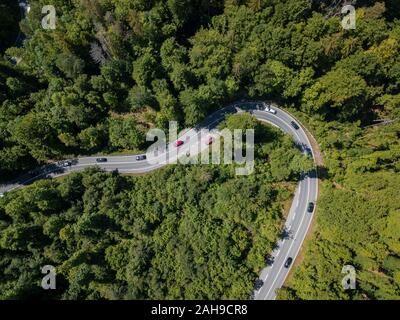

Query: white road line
left=255, top=109, right=317, bottom=300
left=2, top=103, right=319, bottom=302
left=262, top=175, right=311, bottom=300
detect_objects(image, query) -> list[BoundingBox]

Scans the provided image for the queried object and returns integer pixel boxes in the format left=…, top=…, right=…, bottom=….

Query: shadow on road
left=265, top=253, right=275, bottom=266
left=279, top=226, right=293, bottom=240
left=1, top=159, right=80, bottom=191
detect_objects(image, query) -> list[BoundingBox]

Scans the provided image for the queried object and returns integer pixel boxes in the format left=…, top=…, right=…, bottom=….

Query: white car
left=59, top=160, right=72, bottom=167
left=264, top=104, right=277, bottom=114
left=0, top=193, right=4, bottom=198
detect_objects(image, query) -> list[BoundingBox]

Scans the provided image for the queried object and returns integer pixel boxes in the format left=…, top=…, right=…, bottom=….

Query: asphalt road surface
left=0, top=101, right=318, bottom=300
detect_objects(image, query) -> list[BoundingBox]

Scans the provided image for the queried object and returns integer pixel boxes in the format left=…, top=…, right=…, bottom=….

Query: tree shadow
left=265, top=253, right=275, bottom=266
left=3, top=159, right=81, bottom=190
left=278, top=226, right=293, bottom=240
left=316, top=165, right=328, bottom=180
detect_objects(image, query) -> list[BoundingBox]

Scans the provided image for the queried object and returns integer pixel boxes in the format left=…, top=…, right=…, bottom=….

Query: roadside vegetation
left=279, top=117, right=400, bottom=300
left=0, top=0, right=399, bottom=299
left=0, top=120, right=310, bottom=299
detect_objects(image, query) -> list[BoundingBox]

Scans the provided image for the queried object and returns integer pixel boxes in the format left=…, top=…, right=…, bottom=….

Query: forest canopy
left=0, top=0, right=399, bottom=300
left=0, top=122, right=309, bottom=299
left=1, top=0, right=400, bottom=178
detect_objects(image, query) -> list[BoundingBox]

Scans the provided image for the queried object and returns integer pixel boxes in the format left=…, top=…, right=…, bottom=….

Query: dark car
left=254, top=279, right=264, bottom=290
left=136, top=155, right=147, bottom=161
left=307, top=202, right=315, bottom=213
left=291, top=121, right=300, bottom=130
left=284, top=257, right=293, bottom=268
left=96, top=158, right=108, bottom=163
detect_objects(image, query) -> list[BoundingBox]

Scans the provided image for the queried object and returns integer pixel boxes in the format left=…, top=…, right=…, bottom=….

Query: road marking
left=261, top=176, right=311, bottom=300
left=253, top=106, right=318, bottom=300
left=2, top=103, right=319, bottom=303
left=257, top=110, right=316, bottom=300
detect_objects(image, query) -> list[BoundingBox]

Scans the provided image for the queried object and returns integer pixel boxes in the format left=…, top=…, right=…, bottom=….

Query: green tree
left=302, top=68, right=369, bottom=120
left=109, top=117, right=144, bottom=150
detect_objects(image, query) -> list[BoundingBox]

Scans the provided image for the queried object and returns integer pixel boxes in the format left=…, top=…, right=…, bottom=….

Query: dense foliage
left=0, top=0, right=399, bottom=299
left=279, top=116, right=400, bottom=300
left=2, top=0, right=399, bottom=178
left=0, top=123, right=309, bottom=299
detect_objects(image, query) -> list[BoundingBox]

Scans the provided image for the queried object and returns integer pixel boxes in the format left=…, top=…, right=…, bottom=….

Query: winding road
left=0, top=101, right=319, bottom=300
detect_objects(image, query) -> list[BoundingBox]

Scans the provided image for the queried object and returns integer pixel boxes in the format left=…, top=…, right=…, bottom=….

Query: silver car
left=264, top=104, right=277, bottom=114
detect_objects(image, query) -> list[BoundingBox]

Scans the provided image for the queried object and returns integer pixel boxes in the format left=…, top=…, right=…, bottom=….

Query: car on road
left=254, top=279, right=264, bottom=290
left=174, top=139, right=184, bottom=147
left=290, top=121, right=300, bottom=130
left=264, top=104, right=277, bottom=114
left=60, top=160, right=72, bottom=167
left=307, top=202, right=314, bottom=213
left=136, top=155, right=146, bottom=161
left=96, top=158, right=108, bottom=163
left=284, top=257, right=293, bottom=268
left=205, top=136, right=214, bottom=145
